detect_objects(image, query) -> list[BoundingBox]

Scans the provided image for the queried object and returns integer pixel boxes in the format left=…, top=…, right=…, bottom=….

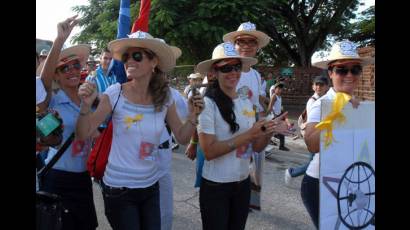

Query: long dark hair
left=205, top=79, right=239, bottom=134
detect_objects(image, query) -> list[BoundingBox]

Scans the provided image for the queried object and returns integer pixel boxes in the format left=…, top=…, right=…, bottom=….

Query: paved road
left=94, top=135, right=315, bottom=230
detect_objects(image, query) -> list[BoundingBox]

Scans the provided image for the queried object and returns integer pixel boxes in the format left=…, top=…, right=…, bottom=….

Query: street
left=94, top=136, right=316, bottom=230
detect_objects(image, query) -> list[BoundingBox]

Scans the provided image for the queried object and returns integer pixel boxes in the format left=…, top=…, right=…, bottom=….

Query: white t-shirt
left=261, top=79, right=267, bottom=97
left=305, top=88, right=337, bottom=178
left=306, top=93, right=320, bottom=115
left=36, top=77, right=47, bottom=105
left=270, top=93, right=282, bottom=116
left=102, top=83, right=173, bottom=188
left=157, top=87, right=189, bottom=177
left=198, top=96, right=256, bottom=183
left=236, top=68, right=263, bottom=112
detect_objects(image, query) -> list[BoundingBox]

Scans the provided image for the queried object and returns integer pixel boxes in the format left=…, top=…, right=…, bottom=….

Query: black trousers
left=101, top=181, right=161, bottom=230
left=274, top=134, right=285, bottom=147
left=42, top=169, right=98, bottom=230
left=301, top=174, right=319, bottom=229
left=199, top=176, right=251, bottom=230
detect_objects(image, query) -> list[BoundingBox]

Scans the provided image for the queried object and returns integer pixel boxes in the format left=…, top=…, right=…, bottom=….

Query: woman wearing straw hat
left=196, top=42, right=290, bottom=230
left=302, top=40, right=374, bottom=228
left=223, top=21, right=274, bottom=211
left=76, top=30, right=204, bottom=230
left=39, top=16, right=98, bottom=230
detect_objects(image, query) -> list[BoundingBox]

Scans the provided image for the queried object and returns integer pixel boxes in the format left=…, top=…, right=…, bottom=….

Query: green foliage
left=71, top=0, right=368, bottom=67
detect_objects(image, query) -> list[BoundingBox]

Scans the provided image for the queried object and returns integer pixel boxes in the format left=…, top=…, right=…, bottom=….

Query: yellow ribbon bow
left=242, top=108, right=256, bottom=118
left=315, top=92, right=352, bottom=149
left=124, top=114, right=144, bottom=129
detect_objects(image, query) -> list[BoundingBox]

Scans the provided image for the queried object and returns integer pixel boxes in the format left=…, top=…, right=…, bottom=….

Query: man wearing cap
left=284, top=75, right=329, bottom=188
left=85, top=48, right=117, bottom=94
left=223, top=21, right=272, bottom=211
left=183, top=73, right=203, bottom=98
left=302, top=40, right=374, bottom=228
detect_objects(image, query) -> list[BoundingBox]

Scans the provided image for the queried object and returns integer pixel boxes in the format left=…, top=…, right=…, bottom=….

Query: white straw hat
left=187, top=73, right=202, bottom=79
left=195, top=42, right=257, bottom=74
left=312, top=40, right=375, bottom=69
left=108, top=31, right=177, bottom=72
left=223, top=22, right=271, bottom=49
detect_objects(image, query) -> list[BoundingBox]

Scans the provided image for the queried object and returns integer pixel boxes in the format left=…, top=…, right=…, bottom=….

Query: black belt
left=158, top=140, right=169, bottom=149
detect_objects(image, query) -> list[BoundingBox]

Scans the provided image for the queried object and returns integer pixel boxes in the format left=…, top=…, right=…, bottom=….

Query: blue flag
left=108, top=0, right=130, bottom=84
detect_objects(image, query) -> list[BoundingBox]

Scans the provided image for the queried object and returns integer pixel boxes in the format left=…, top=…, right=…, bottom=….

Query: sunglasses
left=216, top=63, right=242, bottom=73
left=235, top=39, right=258, bottom=47
left=121, top=50, right=154, bottom=63
left=58, top=62, right=82, bottom=73
left=332, top=65, right=363, bottom=76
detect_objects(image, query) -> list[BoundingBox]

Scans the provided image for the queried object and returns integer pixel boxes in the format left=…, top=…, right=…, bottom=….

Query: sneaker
left=284, top=168, right=293, bottom=187
left=279, top=146, right=290, bottom=151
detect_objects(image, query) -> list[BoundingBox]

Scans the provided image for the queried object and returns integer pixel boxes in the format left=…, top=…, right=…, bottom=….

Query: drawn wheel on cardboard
left=323, top=161, right=375, bottom=229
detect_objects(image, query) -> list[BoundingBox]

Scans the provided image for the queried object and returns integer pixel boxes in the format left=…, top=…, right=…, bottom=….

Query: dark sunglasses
left=332, top=65, right=363, bottom=76
left=59, top=62, right=81, bottom=73
left=121, top=50, right=154, bottom=63
left=235, top=39, right=258, bottom=47
left=216, top=63, right=242, bottom=73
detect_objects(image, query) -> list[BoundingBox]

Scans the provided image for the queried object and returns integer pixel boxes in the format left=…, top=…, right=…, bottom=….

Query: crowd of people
left=36, top=13, right=373, bottom=230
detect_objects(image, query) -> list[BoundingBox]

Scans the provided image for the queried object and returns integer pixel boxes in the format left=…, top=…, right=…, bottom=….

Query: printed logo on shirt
left=237, top=86, right=251, bottom=100
left=139, top=141, right=158, bottom=161
left=242, top=108, right=255, bottom=118
left=71, top=139, right=85, bottom=156
left=236, top=143, right=253, bottom=159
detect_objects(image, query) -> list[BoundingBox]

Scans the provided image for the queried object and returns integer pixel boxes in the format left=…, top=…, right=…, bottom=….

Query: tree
left=337, top=5, right=375, bottom=47
left=258, top=0, right=360, bottom=67
left=72, top=0, right=361, bottom=66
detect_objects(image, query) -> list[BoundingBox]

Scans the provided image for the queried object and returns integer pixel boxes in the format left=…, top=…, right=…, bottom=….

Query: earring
left=152, top=66, right=156, bottom=73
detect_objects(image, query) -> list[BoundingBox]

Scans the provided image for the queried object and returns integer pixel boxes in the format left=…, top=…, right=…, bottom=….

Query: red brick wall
left=354, top=47, right=375, bottom=101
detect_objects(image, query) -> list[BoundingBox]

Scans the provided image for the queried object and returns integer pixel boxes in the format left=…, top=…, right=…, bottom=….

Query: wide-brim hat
left=36, top=44, right=90, bottom=76
left=312, top=40, right=374, bottom=69
left=170, top=46, right=182, bottom=59
left=108, top=31, right=176, bottom=72
left=196, top=42, right=257, bottom=74
left=223, top=22, right=271, bottom=49
left=187, top=73, right=202, bottom=80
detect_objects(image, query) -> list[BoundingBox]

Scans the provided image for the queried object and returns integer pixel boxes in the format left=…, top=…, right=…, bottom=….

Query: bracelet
left=227, top=140, right=236, bottom=150
left=190, top=140, right=198, bottom=145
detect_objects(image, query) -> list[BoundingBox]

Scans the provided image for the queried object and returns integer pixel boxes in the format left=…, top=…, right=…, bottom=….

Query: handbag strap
left=37, top=132, right=75, bottom=179
left=109, top=84, right=122, bottom=119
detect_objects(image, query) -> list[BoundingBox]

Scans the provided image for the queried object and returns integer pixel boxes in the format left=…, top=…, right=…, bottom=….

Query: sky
left=36, top=0, right=375, bottom=48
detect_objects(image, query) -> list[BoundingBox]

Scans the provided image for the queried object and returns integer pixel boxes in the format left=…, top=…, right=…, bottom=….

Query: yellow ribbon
left=315, top=92, right=352, bottom=149
left=124, top=114, right=144, bottom=129
left=242, top=108, right=256, bottom=118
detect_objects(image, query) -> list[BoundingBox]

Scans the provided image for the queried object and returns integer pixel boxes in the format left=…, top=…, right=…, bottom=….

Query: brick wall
left=354, top=47, right=375, bottom=101
left=256, top=66, right=323, bottom=107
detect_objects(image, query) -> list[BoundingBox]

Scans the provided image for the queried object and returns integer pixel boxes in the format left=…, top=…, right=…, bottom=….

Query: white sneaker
left=284, top=168, right=294, bottom=187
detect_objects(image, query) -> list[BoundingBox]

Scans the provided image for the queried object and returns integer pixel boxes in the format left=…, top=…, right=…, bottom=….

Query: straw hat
left=195, top=42, right=257, bottom=74
left=223, top=22, right=271, bottom=49
left=187, top=73, right=202, bottom=80
left=312, top=40, right=375, bottom=69
left=108, top=31, right=176, bottom=72
left=36, top=44, right=91, bottom=77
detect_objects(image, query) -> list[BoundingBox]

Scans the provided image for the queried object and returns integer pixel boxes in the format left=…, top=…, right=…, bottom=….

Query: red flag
left=131, top=0, right=151, bottom=32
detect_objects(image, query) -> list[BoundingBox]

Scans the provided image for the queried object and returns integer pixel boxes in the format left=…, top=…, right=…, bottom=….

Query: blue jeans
left=102, top=181, right=161, bottom=230
left=301, top=174, right=319, bottom=229
left=194, top=147, right=205, bottom=188
left=289, top=153, right=314, bottom=177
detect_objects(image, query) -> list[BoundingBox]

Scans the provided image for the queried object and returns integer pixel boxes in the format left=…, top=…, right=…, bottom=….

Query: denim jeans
left=200, top=177, right=251, bottom=230
left=102, top=181, right=160, bottom=230
left=194, top=147, right=205, bottom=188
left=301, top=174, right=319, bottom=229
left=289, top=153, right=314, bottom=177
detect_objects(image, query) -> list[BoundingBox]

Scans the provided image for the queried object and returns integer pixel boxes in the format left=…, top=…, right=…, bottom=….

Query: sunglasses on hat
left=216, top=63, right=242, bottom=73
left=58, top=62, right=82, bottom=73
left=332, top=65, right=363, bottom=76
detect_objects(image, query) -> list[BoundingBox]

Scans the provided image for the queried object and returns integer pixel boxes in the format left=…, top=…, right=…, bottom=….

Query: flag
left=131, top=0, right=151, bottom=32
left=108, top=0, right=131, bottom=84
